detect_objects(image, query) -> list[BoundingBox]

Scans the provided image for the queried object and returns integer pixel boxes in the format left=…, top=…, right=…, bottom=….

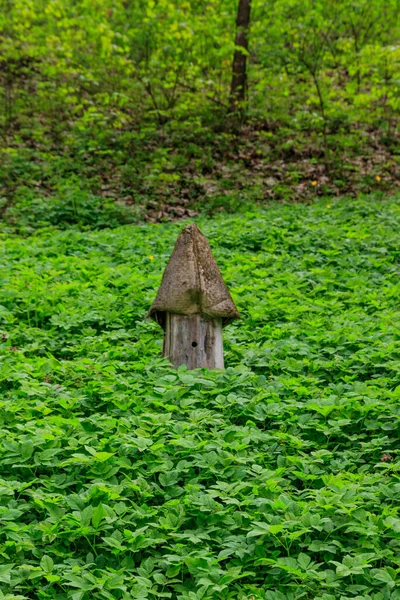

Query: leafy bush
left=0, top=197, right=399, bottom=598
left=3, top=180, right=140, bottom=231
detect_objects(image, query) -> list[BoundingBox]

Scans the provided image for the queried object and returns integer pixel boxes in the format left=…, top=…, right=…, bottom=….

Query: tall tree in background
left=230, top=0, right=252, bottom=111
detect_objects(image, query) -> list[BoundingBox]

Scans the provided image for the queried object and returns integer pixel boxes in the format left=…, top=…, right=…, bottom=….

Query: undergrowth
left=0, top=197, right=399, bottom=599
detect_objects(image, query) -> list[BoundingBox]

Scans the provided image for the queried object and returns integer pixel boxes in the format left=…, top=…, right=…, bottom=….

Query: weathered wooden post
left=148, top=224, right=240, bottom=369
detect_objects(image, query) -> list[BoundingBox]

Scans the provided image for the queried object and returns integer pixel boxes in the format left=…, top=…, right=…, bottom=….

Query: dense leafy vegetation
left=0, top=197, right=399, bottom=599
left=0, top=0, right=399, bottom=226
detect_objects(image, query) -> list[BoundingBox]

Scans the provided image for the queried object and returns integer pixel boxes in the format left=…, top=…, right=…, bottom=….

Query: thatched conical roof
left=148, top=224, right=240, bottom=329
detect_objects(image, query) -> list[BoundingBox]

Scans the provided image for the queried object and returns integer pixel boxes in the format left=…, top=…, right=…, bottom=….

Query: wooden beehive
left=148, top=224, right=240, bottom=369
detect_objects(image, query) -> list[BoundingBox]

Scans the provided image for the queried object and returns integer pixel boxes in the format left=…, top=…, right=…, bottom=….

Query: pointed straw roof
left=148, top=224, right=240, bottom=329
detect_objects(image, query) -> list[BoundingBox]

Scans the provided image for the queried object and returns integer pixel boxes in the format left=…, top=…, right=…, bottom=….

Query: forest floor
left=0, top=118, right=399, bottom=231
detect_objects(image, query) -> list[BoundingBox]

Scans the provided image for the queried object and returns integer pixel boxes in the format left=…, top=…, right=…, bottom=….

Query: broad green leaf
left=0, top=564, right=14, bottom=583
left=40, top=555, right=54, bottom=574
left=92, top=504, right=106, bottom=528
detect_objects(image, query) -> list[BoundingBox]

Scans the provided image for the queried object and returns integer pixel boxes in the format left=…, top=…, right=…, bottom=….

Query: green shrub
left=4, top=181, right=141, bottom=231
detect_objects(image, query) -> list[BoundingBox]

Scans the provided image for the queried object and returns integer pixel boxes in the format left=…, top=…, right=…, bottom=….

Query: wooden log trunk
left=164, top=313, right=224, bottom=369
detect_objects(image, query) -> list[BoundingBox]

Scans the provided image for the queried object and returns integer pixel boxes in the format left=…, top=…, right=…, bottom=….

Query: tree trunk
left=229, top=0, right=252, bottom=111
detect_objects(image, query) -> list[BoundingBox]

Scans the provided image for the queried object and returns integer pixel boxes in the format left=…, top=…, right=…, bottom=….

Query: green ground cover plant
left=0, top=197, right=399, bottom=599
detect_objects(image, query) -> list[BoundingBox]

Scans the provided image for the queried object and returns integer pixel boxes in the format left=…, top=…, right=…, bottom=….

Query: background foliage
left=0, top=198, right=399, bottom=598
left=0, top=0, right=399, bottom=227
